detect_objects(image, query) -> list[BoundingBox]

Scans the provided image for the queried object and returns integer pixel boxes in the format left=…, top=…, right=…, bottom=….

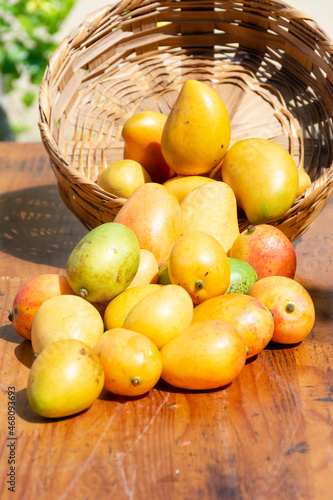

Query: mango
left=127, top=249, right=159, bottom=288
left=248, top=276, right=315, bottom=344
left=168, top=230, right=230, bottom=304
left=8, top=274, right=75, bottom=341
left=31, top=295, right=105, bottom=354
left=180, top=181, right=240, bottom=254
left=192, top=294, right=274, bottom=359
left=161, top=79, right=231, bottom=175
left=66, top=222, right=140, bottom=303
left=123, top=284, right=194, bottom=349
left=103, top=284, right=162, bottom=330
left=226, top=258, right=258, bottom=294
left=163, top=175, right=216, bottom=203
left=221, top=138, right=299, bottom=224
left=230, top=224, right=297, bottom=279
left=157, top=261, right=171, bottom=285
left=95, top=328, right=162, bottom=396
left=114, top=183, right=182, bottom=266
left=97, top=159, right=151, bottom=198
left=160, top=319, right=247, bottom=390
left=296, top=168, right=312, bottom=197
left=122, top=110, right=174, bottom=183
left=27, top=339, right=104, bottom=418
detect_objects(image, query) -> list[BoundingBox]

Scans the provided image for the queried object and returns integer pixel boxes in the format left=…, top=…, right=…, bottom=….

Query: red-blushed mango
left=114, top=183, right=182, bottom=267
left=192, top=293, right=274, bottom=358
left=160, top=319, right=247, bottom=390
left=248, top=276, right=315, bottom=344
left=9, top=274, right=75, bottom=341
left=230, top=224, right=297, bottom=279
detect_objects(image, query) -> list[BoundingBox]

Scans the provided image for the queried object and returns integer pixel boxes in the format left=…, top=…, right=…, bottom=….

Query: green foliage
left=0, top=0, right=76, bottom=105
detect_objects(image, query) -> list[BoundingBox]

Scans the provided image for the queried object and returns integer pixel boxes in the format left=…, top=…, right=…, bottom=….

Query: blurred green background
left=0, top=0, right=77, bottom=141
left=0, top=0, right=332, bottom=142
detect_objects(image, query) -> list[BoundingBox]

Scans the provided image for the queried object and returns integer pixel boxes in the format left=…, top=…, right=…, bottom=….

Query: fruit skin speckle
left=225, top=258, right=258, bottom=294
left=230, top=224, right=297, bottom=280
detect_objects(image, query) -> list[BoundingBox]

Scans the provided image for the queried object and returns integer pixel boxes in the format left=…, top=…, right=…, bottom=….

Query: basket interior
left=38, top=0, right=333, bottom=238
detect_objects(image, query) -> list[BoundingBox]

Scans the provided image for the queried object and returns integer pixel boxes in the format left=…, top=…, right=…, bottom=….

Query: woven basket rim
left=38, top=0, right=333, bottom=239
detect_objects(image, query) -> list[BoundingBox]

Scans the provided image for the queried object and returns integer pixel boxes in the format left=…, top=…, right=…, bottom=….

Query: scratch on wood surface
left=117, top=460, right=137, bottom=500
left=58, top=411, right=117, bottom=500
left=58, top=393, right=169, bottom=500
left=115, top=392, right=170, bottom=464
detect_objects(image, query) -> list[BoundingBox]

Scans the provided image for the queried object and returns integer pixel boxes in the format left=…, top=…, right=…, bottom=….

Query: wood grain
left=0, top=143, right=332, bottom=500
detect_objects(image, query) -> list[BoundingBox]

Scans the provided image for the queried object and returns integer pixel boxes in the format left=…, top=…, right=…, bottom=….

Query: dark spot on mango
left=79, top=288, right=89, bottom=299
left=80, top=348, right=86, bottom=355
left=195, top=279, right=204, bottom=290
left=132, top=377, right=141, bottom=386
left=286, top=302, right=295, bottom=313
left=246, top=225, right=256, bottom=234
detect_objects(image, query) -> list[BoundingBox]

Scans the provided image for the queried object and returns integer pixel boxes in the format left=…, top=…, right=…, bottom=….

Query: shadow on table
left=0, top=324, right=23, bottom=344
left=0, top=184, right=87, bottom=268
left=15, top=387, right=90, bottom=424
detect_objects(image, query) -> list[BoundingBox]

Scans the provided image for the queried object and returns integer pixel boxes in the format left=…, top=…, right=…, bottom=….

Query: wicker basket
left=38, top=0, right=333, bottom=242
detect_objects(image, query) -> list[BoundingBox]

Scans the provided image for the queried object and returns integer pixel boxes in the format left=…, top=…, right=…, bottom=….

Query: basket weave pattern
left=38, top=0, right=333, bottom=241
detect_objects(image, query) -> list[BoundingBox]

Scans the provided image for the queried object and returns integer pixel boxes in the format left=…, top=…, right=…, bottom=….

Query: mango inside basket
left=38, top=0, right=333, bottom=242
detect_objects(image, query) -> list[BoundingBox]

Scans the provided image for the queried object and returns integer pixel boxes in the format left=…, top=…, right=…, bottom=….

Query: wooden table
left=1, top=142, right=332, bottom=500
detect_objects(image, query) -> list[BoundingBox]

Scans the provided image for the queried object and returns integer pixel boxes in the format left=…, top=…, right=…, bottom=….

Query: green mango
left=158, top=261, right=171, bottom=285
left=66, top=222, right=140, bottom=303
left=226, top=258, right=258, bottom=294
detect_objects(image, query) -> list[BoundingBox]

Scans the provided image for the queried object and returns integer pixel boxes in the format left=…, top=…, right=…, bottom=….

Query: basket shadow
left=0, top=184, right=87, bottom=268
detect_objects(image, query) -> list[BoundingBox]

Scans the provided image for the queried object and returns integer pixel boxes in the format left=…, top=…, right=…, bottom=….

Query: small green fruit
left=157, top=262, right=171, bottom=285
left=226, top=258, right=258, bottom=294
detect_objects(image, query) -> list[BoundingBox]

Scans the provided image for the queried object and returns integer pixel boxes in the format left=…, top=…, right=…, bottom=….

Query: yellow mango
left=127, top=249, right=159, bottom=288
left=123, top=284, right=193, bottom=349
left=160, top=319, right=247, bottom=390
left=221, top=138, right=299, bottom=224
left=163, top=175, right=216, bottom=204
left=297, top=168, right=312, bottom=197
left=180, top=181, right=240, bottom=254
left=103, top=284, right=162, bottom=330
left=28, top=339, right=104, bottom=418
left=161, top=79, right=231, bottom=175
